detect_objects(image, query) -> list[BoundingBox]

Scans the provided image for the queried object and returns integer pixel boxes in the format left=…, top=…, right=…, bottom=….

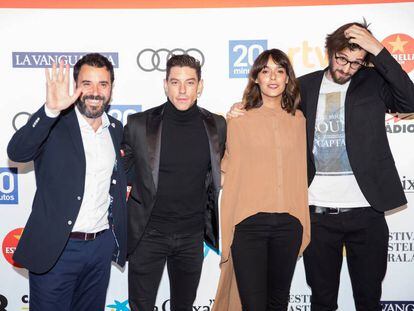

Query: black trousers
left=303, top=207, right=389, bottom=311
left=128, top=228, right=204, bottom=311
left=231, top=212, right=303, bottom=311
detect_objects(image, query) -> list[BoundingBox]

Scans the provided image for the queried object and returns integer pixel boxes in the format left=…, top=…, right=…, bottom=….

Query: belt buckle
left=84, top=232, right=96, bottom=241
left=330, top=208, right=340, bottom=215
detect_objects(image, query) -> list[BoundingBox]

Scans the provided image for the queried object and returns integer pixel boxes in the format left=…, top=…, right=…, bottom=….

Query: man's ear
left=197, top=79, right=204, bottom=97
left=163, top=79, right=168, bottom=96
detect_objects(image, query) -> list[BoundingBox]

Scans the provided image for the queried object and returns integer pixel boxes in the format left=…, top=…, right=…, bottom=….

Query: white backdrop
left=1, top=2, right=414, bottom=310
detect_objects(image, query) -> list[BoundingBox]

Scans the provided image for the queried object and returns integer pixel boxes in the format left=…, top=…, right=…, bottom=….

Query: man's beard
left=328, top=61, right=352, bottom=85
left=76, top=94, right=110, bottom=119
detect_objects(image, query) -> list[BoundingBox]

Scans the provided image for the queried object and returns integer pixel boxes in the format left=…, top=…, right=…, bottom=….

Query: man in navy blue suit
left=7, top=53, right=127, bottom=311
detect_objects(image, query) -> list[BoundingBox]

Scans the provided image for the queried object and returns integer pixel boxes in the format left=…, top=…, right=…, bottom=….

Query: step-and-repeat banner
left=1, top=1, right=413, bottom=310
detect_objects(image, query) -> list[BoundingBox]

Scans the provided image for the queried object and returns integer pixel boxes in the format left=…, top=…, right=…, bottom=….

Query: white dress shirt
left=44, top=104, right=116, bottom=233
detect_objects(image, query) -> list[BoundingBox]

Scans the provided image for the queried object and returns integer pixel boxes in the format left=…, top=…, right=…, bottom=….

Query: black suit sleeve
left=121, top=115, right=138, bottom=184
left=216, top=115, right=227, bottom=159
left=7, top=105, right=59, bottom=162
left=372, top=48, right=414, bottom=113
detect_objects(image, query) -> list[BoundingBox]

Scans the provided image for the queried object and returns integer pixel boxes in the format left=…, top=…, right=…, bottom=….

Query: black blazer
left=7, top=106, right=127, bottom=273
left=299, top=48, right=414, bottom=212
left=122, top=102, right=226, bottom=255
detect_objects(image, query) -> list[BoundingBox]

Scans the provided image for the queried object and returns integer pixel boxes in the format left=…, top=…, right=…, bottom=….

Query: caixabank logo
left=2, top=228, right=24, bottom=268
left=106, top=299, right=129, bottom=311
left=0, top=168, right=18, bottom=204
left=12, top=52, right=119, bottom=68
left=107, top=105, right=142, bottom=126
left=382, top=33, right=414, bottom=73
left=203, top=242, right=220, bottom=258
left=381, top=302, right=414, bottom=311
left=388, top=231, right=414, bottom=263
left=154, top=299, right=214, bottom=311
left=229, top=40, right=267, bottom=78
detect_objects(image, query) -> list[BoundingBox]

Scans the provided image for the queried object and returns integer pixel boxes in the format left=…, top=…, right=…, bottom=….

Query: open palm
left=45, top=61, right=82, bottom=114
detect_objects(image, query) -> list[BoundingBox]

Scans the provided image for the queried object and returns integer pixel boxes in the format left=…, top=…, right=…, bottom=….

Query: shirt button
left=112, top=179, right=117, bottom=185
left=68, top=220, right=72, bottom=225
left=77, top=196, right=81, bottom=200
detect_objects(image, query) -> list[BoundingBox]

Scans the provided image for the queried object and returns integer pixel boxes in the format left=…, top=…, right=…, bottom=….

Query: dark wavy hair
left=243, top=49, right=300, bottom=115
left=73, top=53, right=114, bottom=84
left=166, top=54, right=201, bottom=81
left=325, top=19, right=371, bottom=63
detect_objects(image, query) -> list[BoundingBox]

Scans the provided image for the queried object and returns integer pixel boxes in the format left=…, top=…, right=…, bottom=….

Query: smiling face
left=75, top=64, right=112, bottom=119
left=164, top=66, right=203, bottom=111
left=256, top=57, right=288, bottom=103
left=328, top=48, right=367, bottom=84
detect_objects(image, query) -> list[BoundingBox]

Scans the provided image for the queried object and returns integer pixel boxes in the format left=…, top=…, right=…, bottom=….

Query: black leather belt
left=70, top=229, right=106, bottom=241
left=309, top=205, right=366, bottom=215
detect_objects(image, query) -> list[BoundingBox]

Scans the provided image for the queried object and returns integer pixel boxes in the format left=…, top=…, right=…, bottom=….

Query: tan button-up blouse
left=213, top=105, right=310, bottom=311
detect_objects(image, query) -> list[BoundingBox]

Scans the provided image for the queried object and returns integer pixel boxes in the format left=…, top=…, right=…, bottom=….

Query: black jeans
left=303, top=207, right=389, bottom=311
left=231, top=212, right=303, bottom=311
left=128, top=228, right=204, bottom=311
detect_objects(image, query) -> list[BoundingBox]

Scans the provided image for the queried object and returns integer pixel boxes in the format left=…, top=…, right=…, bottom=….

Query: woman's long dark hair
left=243, top=49, right=300, bottom=115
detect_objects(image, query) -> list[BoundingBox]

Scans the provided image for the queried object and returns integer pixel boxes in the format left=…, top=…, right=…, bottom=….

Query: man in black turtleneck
left=122, top=54, right=226, bottom=311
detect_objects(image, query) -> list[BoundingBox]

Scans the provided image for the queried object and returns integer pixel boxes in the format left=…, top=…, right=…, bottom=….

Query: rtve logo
left=107, top=105, right=142, bottom=126
left=0, top=168, right=18, bottom=204
left=2, top=228, right=24, bottom=268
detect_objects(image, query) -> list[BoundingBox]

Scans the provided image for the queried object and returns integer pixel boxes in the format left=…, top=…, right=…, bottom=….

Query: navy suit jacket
left=7, top=105, right=127, bottom=274
left=299, top=48, right=414, bottom=212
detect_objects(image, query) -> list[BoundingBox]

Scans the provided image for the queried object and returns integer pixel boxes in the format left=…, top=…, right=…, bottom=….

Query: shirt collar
left=75, top=105, right=110, bottom=131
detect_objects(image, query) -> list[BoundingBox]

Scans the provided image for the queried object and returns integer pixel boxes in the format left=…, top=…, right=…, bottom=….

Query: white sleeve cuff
left=44, top=104, right=60, bottom=118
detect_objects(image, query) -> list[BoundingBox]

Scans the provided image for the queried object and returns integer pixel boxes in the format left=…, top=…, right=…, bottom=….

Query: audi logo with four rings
left=136, top=48, right=205, bottom=72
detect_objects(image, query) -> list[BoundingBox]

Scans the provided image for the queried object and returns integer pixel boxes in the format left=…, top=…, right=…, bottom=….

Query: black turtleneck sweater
left=147, top=100, right=210, bottom=234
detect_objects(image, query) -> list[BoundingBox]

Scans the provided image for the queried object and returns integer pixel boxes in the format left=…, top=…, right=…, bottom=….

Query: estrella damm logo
left=229, top=40, right=267, bottom=78
left=382, top=33, right=414, bottom=73
left=12, top=52, right=119, bottom=68
left=107, top=105, right=142, bottom=126
left=0, top=167, right=18, bottom=204
left=2, top=228, right=24, bottom=268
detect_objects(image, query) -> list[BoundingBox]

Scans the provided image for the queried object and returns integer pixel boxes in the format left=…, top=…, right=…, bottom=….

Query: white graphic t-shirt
left=308, top=74, right=370, bottom=208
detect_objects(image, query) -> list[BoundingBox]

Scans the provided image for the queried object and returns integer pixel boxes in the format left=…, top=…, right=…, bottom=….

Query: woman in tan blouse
left=213, top=49, right=310, bottom=311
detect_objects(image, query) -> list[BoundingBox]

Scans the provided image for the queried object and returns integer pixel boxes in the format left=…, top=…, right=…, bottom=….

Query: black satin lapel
left=306, top=71, right=325, bottom=154
left=200, top=109, right=220, bottom=191
left=108, top=120, right=121, bottom=172
left=63, top=108, right=86, bottom=165
left=146, top=106, right=163, bottom=191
